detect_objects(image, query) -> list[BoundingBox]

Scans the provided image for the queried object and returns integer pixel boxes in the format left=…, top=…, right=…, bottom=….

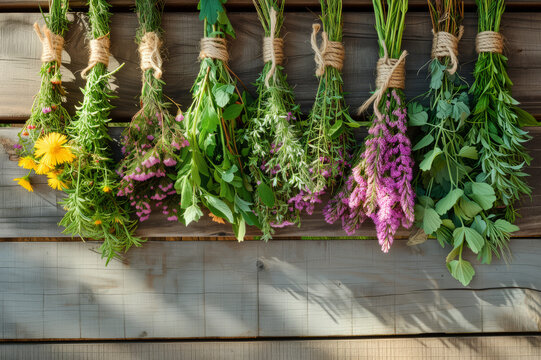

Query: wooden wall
left=0, top=0, right=540, bottom=355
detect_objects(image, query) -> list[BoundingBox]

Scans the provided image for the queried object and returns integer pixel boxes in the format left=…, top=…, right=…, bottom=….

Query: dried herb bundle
left=60, top=0, right=142, bottom=262
left=469, top=0, right=534, bottom=223
left=117, top=0, right=188, bottom=223
left=14, top=0, right=71, bottom=190
left=242, top=0, right=312, bottom=240
left=174, top=0, right=258, bottom=240
left=292, top=0, right=357, bottom=215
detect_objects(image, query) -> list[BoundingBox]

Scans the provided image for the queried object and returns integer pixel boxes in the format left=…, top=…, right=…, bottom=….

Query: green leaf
left=429, top=60, right=445, bottom=89
left=448, top=259, right=475, bottom=286
left=223, top=103, right=244, bottom=120
left=257, top=183, right=275, bottom=207
left=412, top=134, right=434, bottom=151
left=458, top=146, right=478, bottom=160
left=222, top=165, right=238, bottom=183
left=198, top=0, right=224, bottom=25
left=419, top=147, right=443, bottom=171
left=180, top=179, right=193, bottom=209
left=234, top=194, right=252, bottom=212
left=514, top=106, right=540, bottom=126
left=452, top=101, right=470, bottom=122
left=213, top=84, right=235, bottom=107
left=435, top=189, right=463, bottom=215
left=494, top=219, right=520, bottom=234
left=236, top=218, right=246, bottom=242
left=204, top=195, right=234, bottom=223
left=436, top=100, right=452, bottom=120
left=469, top=182, right=496, bottom=210
left=408, top=108, right=428, bottom=126
left=459, top=196, right=482, bottom=219
left=184, top=205, right=203, bottom=225
left=446, top=246, right=461, bottom=263
left=201, top=105, right=220, bottom=133
left=453, top=226, right=484, bottom=254
left=423, top=207, right=442, bottom=235
left=328, top=120, right=343, bottom=138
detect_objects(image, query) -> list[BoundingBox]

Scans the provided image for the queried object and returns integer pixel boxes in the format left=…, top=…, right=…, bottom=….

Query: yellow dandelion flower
left=35, top=160, right=54, bottom=175
left=47, top=171, right=67, bottom=191
left=102, top=185, right=111, bottom=193
left=13, top=176, right=33, bottom=192
left=18, top=156, right=37, bottom=170
left=34, top=132, right=75, bottom=167
left=94, top=219, right=102, bottom=225
left=209, top=212, right=225, bottom=224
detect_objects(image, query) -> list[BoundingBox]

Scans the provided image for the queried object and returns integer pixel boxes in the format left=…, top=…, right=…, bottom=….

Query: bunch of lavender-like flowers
left=242, top=0, right=312, bottom=240
left=324, top=0, right=414, bottom=252
left=117, top=0, right=188, bottom=222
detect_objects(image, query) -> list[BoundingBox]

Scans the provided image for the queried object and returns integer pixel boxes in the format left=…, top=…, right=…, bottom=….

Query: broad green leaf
left=458, top=146, right=478, bottom=160
left=201, top=105, right=220, bottom=133
left=198, top=0, right=223, bottom=25
left=236, top=218, right=246, bottom=242
left=459, top=196, right=482, bottom=219
left=469, top=182, right=496, bottom=210
left=408, top=108, right=428, bottom=126
left=204, top=195, right=234, bottom=223
left=453, top=226, right=484, bottom=254
left=328, top=120, right=343, bottom=138
left=452, top=101, right=470, bottom=122
left=257, top=183, right=275, bottom=207
left=419, top=147, right=443, bottom=171
left=494, top=219, right=520, bottom=234
left=448, top=259, right=475, bottom=286
left=184, top=205, right=203, bottom=225
left=180, top=179, right=193, bottom=209
left=222, top=165, right=238, bottom=183
left=223, top=103, right=243, bottom=120
left=213, top=84, right=235, bottom=107
left=412, top=134, right=434, bottom=151
left=435, top=189, right=463, bottom=215
left=446, top=246, right=461, bottom=263
left=422, top=207, right=442, bottom=235
left=436, top=100, right=452, bottom=119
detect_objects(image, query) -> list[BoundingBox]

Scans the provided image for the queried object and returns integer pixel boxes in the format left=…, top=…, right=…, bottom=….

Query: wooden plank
left=0, top=239, right=540, bottom=339
left=1, top=127, right=540, bottom=238
left=1, top=12, right=541, bottom=122
left=1, top=336, right=541, bottom=359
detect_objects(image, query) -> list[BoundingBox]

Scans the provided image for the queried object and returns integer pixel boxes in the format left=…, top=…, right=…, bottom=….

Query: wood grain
left=1, top=127, right=540, bottom=239
left=0, top=239, right=539, bottom=339
left=2, top=336, right=541, bottom=359
left=1, top=12, right=541, bottom=122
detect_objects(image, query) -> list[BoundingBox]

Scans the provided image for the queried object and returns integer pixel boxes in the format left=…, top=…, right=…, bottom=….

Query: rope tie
left=476, top=31, right=504, bottom=54
left=199, top=37, right=229, bottom=63
left=139, top=32, right=163, bottom=79
left=33, top=23, right=64, bottom=64
left=431, top=26, right=463, bottom=75
left=358, top=41, right=408, bottom=118
left=262, top=8, right=284, bottom=87
left=310, top=23, right=345, bottom=76
left=81, top=34, right=110, bottom=79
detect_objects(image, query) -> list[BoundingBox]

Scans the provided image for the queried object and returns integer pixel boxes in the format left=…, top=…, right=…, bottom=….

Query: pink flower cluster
left=323, top=90, right=415, bottom=252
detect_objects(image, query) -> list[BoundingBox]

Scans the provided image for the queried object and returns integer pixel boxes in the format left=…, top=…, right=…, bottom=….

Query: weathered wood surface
left=1, top=127, right=540, bottom=238
left=1, top=11, right=541, bottom=122
left=0, top=239, right=539, bottom=339
left=2, top=336, right=541, bottom=359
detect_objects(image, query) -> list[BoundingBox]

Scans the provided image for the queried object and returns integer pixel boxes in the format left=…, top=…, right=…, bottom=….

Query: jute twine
left=81, top=34, right=110, bottom=79
left=476, top=31, right=504, bottom=54
left=33, top=23, right=64, bottom=65
left=431, top=26, right=464, bottom=75
left=199, top=37, right=229, bottom=63
left=310, top=23, right=345, bottom=76
left=262, top=8, right=284, bottom=87
left=139, top=32, right=163, bottom=79
left=358, top=41, right=407, bottom=118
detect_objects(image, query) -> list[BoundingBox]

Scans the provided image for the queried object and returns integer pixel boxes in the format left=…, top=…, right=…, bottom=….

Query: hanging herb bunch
left=58, top=0, right=142, bottom=262
left=174, top=0, right=258, bottom=240
left=14, top=0, right=72, bottom=191
left=241, top=0, right=312, bottom=240
left=324, top=0, right=414, bottom=253
left=469, top=0, right=534, bottom=224
left=117, top=0, right=188, bottom=223
left=408, top=0, right=519, bottom=286
left=291, top=0, right=357, bottom=215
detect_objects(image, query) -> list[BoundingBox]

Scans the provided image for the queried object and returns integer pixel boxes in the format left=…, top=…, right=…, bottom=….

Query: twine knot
left=358, top=41, right=408, bottom=118
left=476, top=31, right=504, bottom=54
left=33, top=23, right=64, bottom=65
left=262, top=8, right=284, bottom=87
left=199, top=37, right=229, bottom=63
left=310, top=23, right=345, bottom=76
left=81, top=34, right=110, bottom=79
left=139, top=32, right=163, bottom=79
left=431, top=26, right=463, bottom=75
